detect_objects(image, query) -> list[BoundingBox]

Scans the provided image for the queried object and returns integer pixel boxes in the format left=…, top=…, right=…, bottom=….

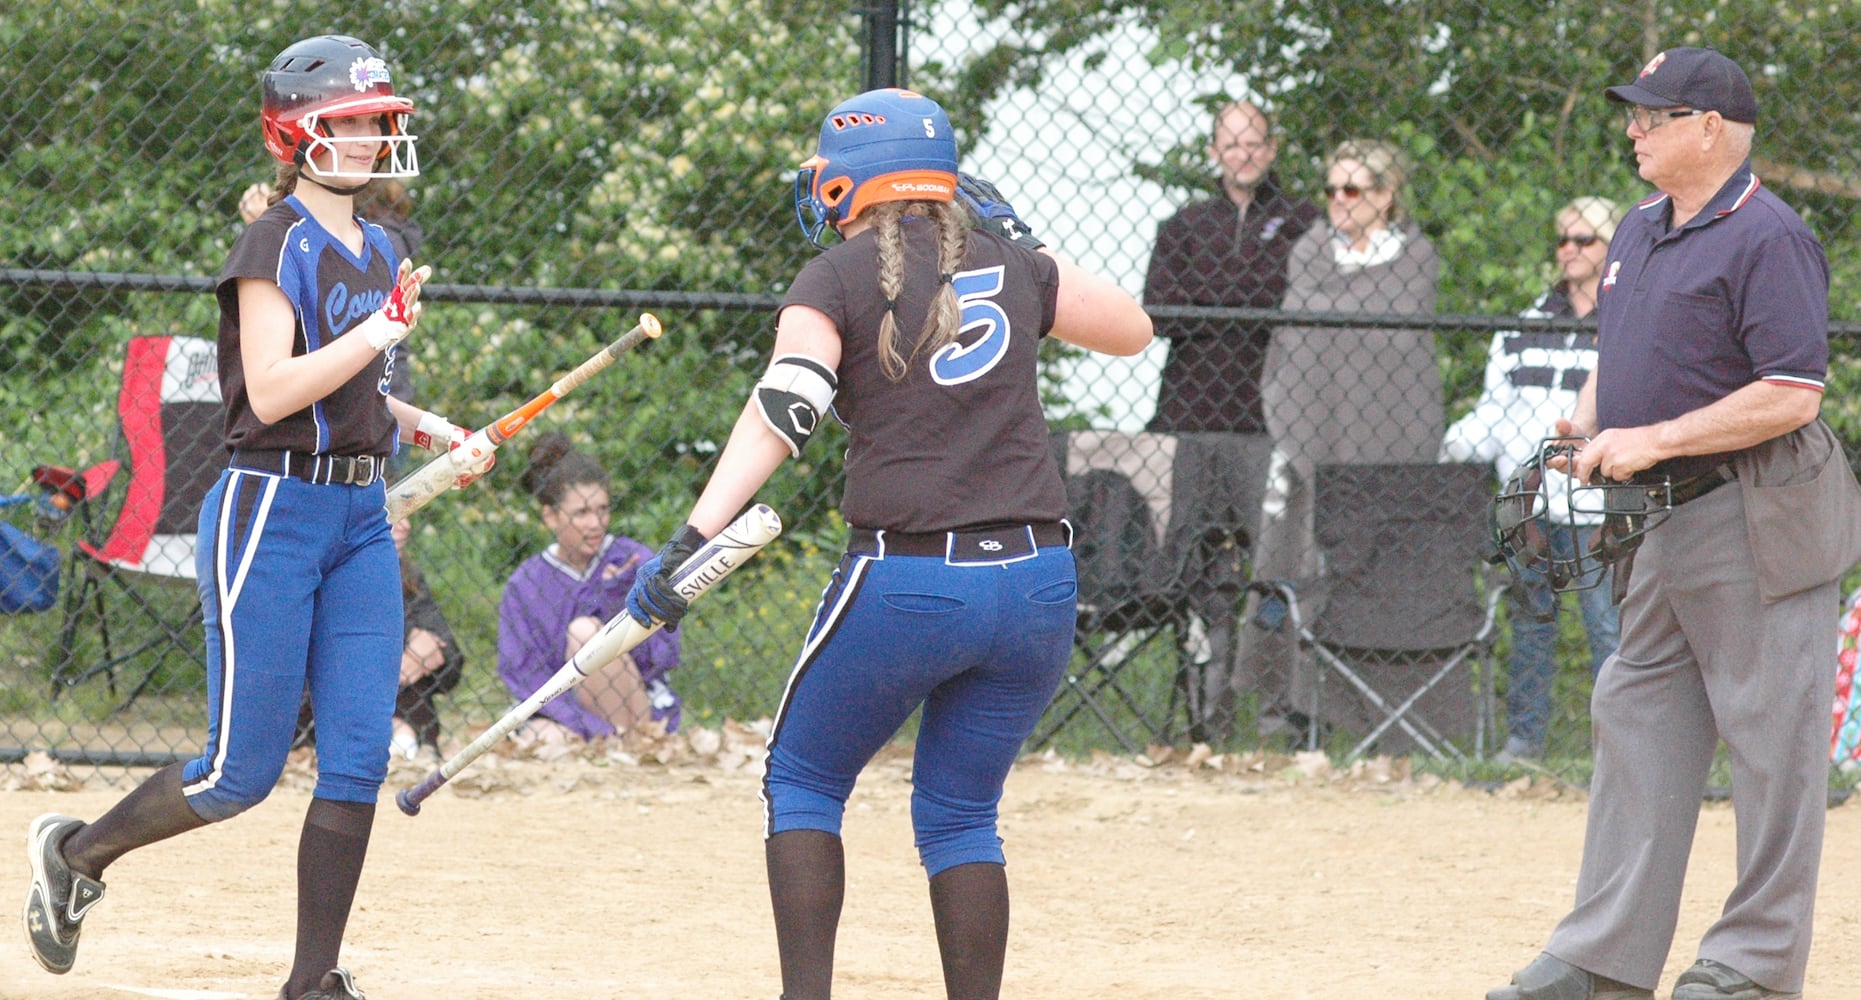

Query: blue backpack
left=0, top=522, right=59, bottom=613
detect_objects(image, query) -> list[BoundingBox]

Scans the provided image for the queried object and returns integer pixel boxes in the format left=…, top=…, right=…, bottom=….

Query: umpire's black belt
left=847, top=521, right=1072, bottom=565
left=1656, top=464, right=1735, bottom=508
left=232, top=449, right=388, bottom=487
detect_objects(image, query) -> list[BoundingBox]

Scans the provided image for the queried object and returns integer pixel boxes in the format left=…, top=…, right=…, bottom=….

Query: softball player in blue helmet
left=626, top=87, right=1154, bottom=999
left=23, top=34, right=487, bottom=1000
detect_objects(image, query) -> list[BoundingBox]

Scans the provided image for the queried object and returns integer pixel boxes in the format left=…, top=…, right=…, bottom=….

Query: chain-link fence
left=3, top=2, right=1859, bottom=786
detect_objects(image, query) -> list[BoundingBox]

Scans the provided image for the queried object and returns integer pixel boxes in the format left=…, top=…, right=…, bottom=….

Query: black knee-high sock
left=63, top=763, right=208, bottom=879
left=766, top=829, right=845, bottom=1000
left=928, top=862, right=1009, bottom=1000
left=282, top=798, right=375, bottom=999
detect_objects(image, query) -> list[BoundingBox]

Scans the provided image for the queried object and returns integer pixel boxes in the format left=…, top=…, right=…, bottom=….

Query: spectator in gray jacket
left=1242, top=137, right=1441, bottom=742
left=1265, top=137, right=1441, bottom=466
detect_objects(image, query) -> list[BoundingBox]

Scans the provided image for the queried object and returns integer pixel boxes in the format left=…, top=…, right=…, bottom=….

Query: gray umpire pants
left=1544, top=481, right=1834, bottom=994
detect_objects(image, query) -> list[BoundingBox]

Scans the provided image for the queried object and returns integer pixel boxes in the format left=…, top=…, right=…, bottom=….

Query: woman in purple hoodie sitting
left=498, top=432, right=680, bottom=747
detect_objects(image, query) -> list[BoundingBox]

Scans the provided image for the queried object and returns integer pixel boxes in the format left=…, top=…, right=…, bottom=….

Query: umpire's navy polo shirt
left=1593, top=160, right=1829, bottom=481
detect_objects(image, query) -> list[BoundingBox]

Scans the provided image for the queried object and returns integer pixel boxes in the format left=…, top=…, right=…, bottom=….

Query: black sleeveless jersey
left=214, top=196, right=401, bottom=457
left=781, top=222, right=1063, bottom=533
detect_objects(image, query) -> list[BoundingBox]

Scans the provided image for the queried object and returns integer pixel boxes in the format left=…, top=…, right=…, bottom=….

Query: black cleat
left=1672, top=959, right=1801, bottom=1000
left=22, top=813, right=106, bottom=975
left=283, top=967, right=369, bottom=1000
left=1486, top=952, right=1652, bottom=1000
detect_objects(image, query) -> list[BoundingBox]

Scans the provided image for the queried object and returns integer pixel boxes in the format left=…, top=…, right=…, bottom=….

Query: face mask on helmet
left=261, top=34, right=419, bottom=182
left=1491, top=436, right=1673, bottom=594
left=793, top=88, right=959, bottom=250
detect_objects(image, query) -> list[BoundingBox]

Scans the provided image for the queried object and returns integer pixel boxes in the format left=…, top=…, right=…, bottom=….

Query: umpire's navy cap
left=1606, top=46, right=1758, bottom=124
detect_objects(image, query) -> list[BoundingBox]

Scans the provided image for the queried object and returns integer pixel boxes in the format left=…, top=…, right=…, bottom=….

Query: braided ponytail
left=921, top=202, right=967, bottom=360
left=873, top=204, right=910, bottom=381
left=868, top=200, right=970, bottom=382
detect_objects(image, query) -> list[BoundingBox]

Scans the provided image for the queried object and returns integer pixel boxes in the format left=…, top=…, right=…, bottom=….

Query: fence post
left=861, top=0, right=904, bottom=90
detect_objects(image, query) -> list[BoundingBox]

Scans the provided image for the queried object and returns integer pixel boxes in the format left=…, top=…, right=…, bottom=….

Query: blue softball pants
left=181, top=471, right=401, bottom=821
left=761, top=546, right=1077, bottom=875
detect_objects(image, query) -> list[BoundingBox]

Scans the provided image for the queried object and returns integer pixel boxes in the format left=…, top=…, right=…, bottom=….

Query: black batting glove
left=955, top=172, right=1045, bottom=250
left=625, top=524, right=707, bottom=631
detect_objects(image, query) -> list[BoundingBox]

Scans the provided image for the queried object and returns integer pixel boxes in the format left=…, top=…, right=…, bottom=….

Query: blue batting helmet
left=794, top=88, right=958, bottom=249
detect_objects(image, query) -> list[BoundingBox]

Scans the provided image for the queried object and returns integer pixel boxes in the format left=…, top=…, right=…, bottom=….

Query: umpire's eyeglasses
left=1556, top=233, right=1602, bottom=249
left=1625, top=106, right=1704, bottom=132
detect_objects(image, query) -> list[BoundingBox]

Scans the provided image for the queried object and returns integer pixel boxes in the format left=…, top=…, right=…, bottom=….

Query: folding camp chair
left=1032, top=457, right=1185, bottom=754
left=1247, top=461, right=1505, bottom=762
left=50, top=335, right=223, bottom=712
left=1030, top=430, right=1271, bottom=753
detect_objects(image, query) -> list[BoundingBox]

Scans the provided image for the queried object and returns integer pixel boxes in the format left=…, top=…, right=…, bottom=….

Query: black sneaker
left=1486, top=952, right=1652, bottom=1000
left=1671, top=959, right=1801, bottom=1000
left=22, top=813, right=106, bottom=975
left=283, top=967, right=368, bottom=1000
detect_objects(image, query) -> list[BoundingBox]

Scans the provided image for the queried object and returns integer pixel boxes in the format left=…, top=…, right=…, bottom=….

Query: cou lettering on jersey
left=323, top=281, right=389, bottom=337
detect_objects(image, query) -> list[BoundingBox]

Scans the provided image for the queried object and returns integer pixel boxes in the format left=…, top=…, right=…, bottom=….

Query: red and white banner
left=1835, top=585, right=1861, bottom=768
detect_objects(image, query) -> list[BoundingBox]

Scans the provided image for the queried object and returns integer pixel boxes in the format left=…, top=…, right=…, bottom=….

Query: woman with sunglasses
left=1442, top=197, right=1627, bottom=763
left=1243, top=137, right=1442, bottom=747
left=1265, top=137, right=1440, bottom=466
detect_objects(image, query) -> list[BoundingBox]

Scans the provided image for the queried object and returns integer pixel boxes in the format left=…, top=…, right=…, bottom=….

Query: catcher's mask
left=1491, top=436, right=1673, bottom=594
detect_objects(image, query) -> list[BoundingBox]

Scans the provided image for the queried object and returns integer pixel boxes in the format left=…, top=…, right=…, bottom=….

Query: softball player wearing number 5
left=23, top=36, right=486, bottom=1000
left=624, top=88, right=1152, bottom=999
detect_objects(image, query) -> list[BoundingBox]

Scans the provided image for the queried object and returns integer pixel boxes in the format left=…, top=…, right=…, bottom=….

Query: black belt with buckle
left=847, top=522, right=1072, bottom=564
left=231, top=449, right=388, bottom=487
left=1661, top=464, right=1735, bottom=507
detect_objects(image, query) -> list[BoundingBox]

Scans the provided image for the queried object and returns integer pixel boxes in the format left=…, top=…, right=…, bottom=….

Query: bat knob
left=396, top=788, right=422, bottom=816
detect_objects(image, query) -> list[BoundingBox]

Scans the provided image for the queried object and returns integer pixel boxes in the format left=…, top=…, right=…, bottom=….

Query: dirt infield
left=2, top=732, right=1858, bottom=1000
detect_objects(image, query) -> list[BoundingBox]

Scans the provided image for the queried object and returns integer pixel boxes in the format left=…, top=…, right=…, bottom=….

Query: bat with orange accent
left=385, top=313, right=663, bottom=522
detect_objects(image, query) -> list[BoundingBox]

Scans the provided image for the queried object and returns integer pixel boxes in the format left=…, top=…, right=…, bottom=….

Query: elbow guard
left=754, top=354, right=838, bottom=458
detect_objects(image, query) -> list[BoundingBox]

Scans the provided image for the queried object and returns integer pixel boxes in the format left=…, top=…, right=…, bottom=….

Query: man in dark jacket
left=1144, top=101, right=1319, bottom=435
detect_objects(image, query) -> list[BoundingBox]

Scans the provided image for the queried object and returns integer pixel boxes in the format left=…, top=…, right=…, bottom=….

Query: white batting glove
left=448, top=430, right=498, bottom=487
left=444, top=423, right=496, bottom=490
left=412, top=410, right=457, bottom=453
left=413, top=410, right=495, bottom=488
left=355, top=259, right=432, bottom=352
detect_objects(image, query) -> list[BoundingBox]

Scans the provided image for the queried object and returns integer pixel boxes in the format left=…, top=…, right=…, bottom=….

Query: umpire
left=1489, top=47, right=1861, bottom=1000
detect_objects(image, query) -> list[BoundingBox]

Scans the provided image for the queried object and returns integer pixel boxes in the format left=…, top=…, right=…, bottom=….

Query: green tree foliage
left=0, top=0, right=864, bottom=548
left=0, top=1, right=886, bottom=734
left=942, top=0, right=1861, bottom=434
